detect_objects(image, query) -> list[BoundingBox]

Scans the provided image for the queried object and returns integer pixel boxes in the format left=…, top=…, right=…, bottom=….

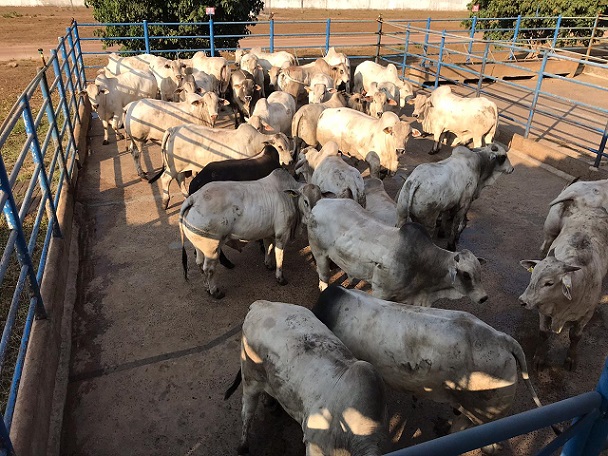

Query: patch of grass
left=1, top=11, right=23, bottom=18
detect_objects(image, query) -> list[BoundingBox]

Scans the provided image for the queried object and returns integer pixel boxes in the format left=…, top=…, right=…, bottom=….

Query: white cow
left=520, top=205, right=608, bottom=371
left=277, top=59, right=350, bottom=101
left=316, top=108, right=421, bottom=176
left=410, top=85, right=498, bottom=155
left=81, top=70, right=158, bottom=145
left=397, top=143, right=514, bottom=251
left=304, top=197, right=488, bottom=306
left=149, top=123, right=293, bottom=209
left=306, top=72, right=335, bottom=104
left=123, top=92, right=229, bottom=178
left=181, top=51, right=231, bottom=94
left=540, top=178, right=608, bottom=254
left=148, top=56, right=187, bottom=101
left=313, top=286, right=543, bottom=435
left=104, top=52, right=157, bottom=75
left=179, top=172, right=322, bottom=298
left=247, top=91, right=296, bottom=135
left=239, top=47, right=297, bottom=72
left=225, top=300, right=386, bottom=456
left=291, top=92, right=347, bottom=155
left=367, top=81, right=400, bottom=114
left=363, top=88, right=398, bottom=119
left=323, top=47, right=351, bottom=86
left=295, top=142, right=366, bottom=207
left=353, top=60, right=414, bottom=108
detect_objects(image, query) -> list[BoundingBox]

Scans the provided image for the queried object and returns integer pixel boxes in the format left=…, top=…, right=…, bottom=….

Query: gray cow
left=179, top=170, right=321, bottom=298
left=396, top=143, right=514, bottom=251
left=304, top=197, right=488, bottom=306
left=225, top=300, right=386, bottom=456
left=520, top=205, right=608, bottom=371
left=313, top=286, right=543, bottom=437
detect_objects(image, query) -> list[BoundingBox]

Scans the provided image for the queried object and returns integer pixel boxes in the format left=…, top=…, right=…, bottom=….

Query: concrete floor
left=60, top=106, right=608, bottom=455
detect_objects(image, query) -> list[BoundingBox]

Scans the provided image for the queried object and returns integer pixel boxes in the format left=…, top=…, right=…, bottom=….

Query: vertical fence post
left=209, top=17, right=215, bottom=57
left=20, top=99, right=62, bottom=239
left=562, top=357, right=608, bottom=455
left=401, top=24, right=411, bottom=78
left=38, top=69, right=71, bottom=190
left=72, top=20, right=86, bottom=89
left=143, top=20, right=150, bottom=54
left=374, top=15, right=383, bottom=63
left=467, top=15, right=477, bottom=63
left=0, top=157, right=47, bottom=320
left=511, top=15, right=521, bottom=59
left=51, top=49, right=78, bottom=176
left=525, top=51, right=549, bottom=137
left=551, top=14, right=562, bottom=50
left=593, top=121, right=608, bottom=168
left=435, top=30, right=446, bottom=88
left=422, top=16, right=431, bottom=68
left=325, top=18, right=331, bottom=54
left=269, top=18, right=275, bottom=53
left=585, top=14, right=600, bottom=62
left=58, top=38, right=81, bottom=126
left=65, top=25, right=82, bottom=93
left=476, top=40, right=490, bottom=96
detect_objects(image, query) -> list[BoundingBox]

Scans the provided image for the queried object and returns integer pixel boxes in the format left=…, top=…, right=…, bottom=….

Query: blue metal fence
left=0, top=20, right=85, bottom=454
left=2, top=14, right=608, bottom=454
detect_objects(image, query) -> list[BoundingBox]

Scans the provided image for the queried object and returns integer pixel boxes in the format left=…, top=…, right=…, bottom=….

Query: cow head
left=519, top=251, right=581, bottom=333
left=365, top=90, right=396, bottom=119
left=409, top=93, right=430, bottom=120
left=307, top=83, right=336, bottom=104
left=379, top=113, right=422, bottom=175
left=330, top=63, right=350, bottom=88
left=174, top=73, right=199, bottom=102
left=398, top=80, right=415, bottom=108
left=347, top=93, right=366, bottom=113
left=80, top=82, right=108, bottom=112
left=550, top=181, right=608, bottom=208
left=285, top=184, right=323, bottom=225
left=448, top=250, right=488, bottom=304
left=264, top=133, right=293, bottom=166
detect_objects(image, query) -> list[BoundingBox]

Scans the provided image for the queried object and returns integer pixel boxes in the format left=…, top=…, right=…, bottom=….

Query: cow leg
left=565, top=318, right=589, bottom=371
left=273, top=238, right=288, bottom=286
left=101, top=118, right=110, bottom=145
left=159, top=170, right=174, bottom=210
left=316, top=255, right=331, bottom=291
left=447, top=207, right=469, bottom=251
left=132, top=139, right=147, bottom=179
left=534, top=314, right=552, bottom=370
left=239, top=379, right=264, bottom=455
left=263, top=238, right=275, bottom=270
left=429, top=131, right=445, bottom=155
left=176, top=172, right=188, bottom=197
left=197, top=244, right=224, bottom=299
left=111, top=115, right=124, bottom=140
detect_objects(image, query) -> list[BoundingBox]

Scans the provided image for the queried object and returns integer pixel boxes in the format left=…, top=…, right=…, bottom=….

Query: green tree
left=465, top=0, right=608, bottom=46
left=85, top=0, right=264, bottom=56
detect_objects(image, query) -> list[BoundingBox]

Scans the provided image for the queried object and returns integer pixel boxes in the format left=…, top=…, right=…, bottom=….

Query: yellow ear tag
left=527, top=266, right=534, bottom=273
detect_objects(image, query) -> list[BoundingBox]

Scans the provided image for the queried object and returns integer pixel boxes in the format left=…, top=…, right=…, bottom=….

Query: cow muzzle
left=518, top=295, right=535, bottom=309
left=412, top=113, right=419, bottom=118
left=396, top=148, right=406, bottom=156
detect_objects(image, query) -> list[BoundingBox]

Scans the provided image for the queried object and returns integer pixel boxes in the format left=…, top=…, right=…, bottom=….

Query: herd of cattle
left=82, top=46, right=608, bottom=455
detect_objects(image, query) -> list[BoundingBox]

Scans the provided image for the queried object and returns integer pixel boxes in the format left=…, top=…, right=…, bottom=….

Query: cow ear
left=520, top=259, right=539, bottom=273
left=388, top=99, right=398, bottom=106
left=561, top=274, right=573, bottom=300
left=100, top=88, right=110, bottom=94
left=383, top=126, right=393, bottom=135
left=407, top=97, right=416, bottom=105
left=304, top=86, right=312, bottom=93
left=233, top=83, right=241, bottom=90
left=328, top=88, right=337, bottom=93
left=477, top=257, right=487, bottom=265
left=255, top=84, right=262, bottom=91
left=79, top=90, right=88, bottom=97
left=364, top=96, right=373, bottom=102
left=263, top=124, right=274, bottom=132
left=221, top=98, right=230, bottom=106
left=284, top=189, right=299, bottom=198
left=411, top=128, right=422, bottom=138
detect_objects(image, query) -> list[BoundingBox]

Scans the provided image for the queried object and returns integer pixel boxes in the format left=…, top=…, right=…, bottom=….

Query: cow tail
left=291, top=110, right=303, bottom=158
left=179, top=196, right=194, bottom=281
left=509, top=337, right=560, bottom=435
left=224, top=368, right=242, bottom=400
left=488, top=103, right=499, bottom=144
left=220, top=64, right=229, bottom=95
left=148, top=128, right=172, bottom=184
left=122, top=108, right=129, bottom=152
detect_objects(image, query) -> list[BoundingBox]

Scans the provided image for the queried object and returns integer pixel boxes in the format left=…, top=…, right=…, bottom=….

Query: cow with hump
left=519, top=205, right=608, bottom=371
left=179, top=169, right=322, bottom=299
left=224, top=300, right=386, bottom=456
left=148, top=123, right=292, bottom=209
left=396, top=143, right=514, bottom=251
left=313, top=286, right=544, bottom=440
left=410, top=85, right=498, bottom=155
left=315, top=108, right=421, bottom=177
left=303, top=195, right=487, bottom=306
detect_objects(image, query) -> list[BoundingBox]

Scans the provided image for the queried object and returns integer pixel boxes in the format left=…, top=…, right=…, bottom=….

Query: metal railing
left=378, top=20, right=608, bottom=165
left=2, top=15, right=608, bottom=454
left=0, top=20, right=85, bottom=454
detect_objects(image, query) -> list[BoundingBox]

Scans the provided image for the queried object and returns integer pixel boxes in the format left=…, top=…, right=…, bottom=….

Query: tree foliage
left=464, top=0, right=608, bottom=45
left=85, top=0, right=264, bottom=56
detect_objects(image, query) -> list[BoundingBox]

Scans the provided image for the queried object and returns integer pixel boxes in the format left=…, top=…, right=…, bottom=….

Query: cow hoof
left=264, top=262, right=274, bottom=271
left=533, top=355, right=546, bottom=372
left=102, top=140, right=109, bottom=145
left=237, top=444, right=249, bottom=455
left=209, top=289, right=225, bottom=299
left=428, top=148, right=439, bottom=155
left=277, top=276, right=288, bottom=286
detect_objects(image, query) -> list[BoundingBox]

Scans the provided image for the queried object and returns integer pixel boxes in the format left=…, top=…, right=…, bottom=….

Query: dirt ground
left=1, top=7, right=608, bottom=456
